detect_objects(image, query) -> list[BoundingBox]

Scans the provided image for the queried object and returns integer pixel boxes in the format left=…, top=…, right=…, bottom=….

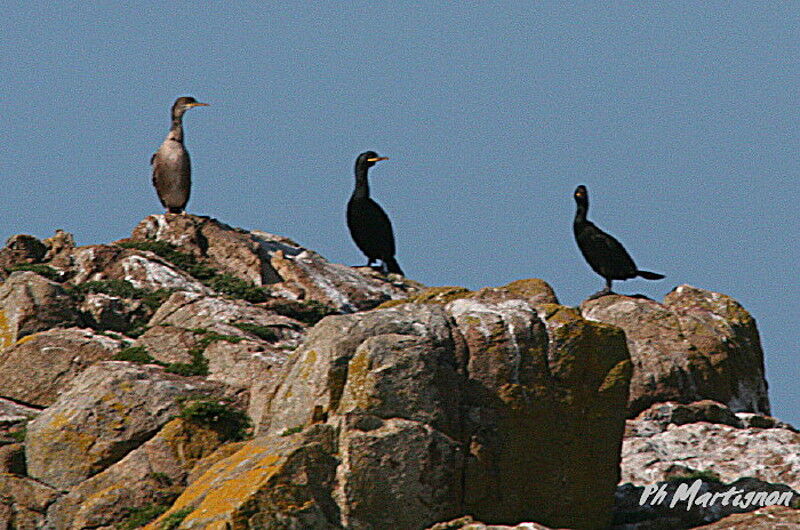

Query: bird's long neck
left=168, top=114, right=185, bottom=143
left=574, top=199, right=588, bottom=225
left=353, top=165, right=370, bottom=199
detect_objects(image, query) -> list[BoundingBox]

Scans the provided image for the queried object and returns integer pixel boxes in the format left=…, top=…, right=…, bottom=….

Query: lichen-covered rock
left=45, top=418, right=226, bottom=530
left=0, top=398, right=40, bottom=425
left=149, top=291, right=302, bottom=344
left=0, top=474, right=59, bottom=529
left=337, top=415, right=463, bottom=529
left=0, top=328, right=124, bottom=407
left=65, top=245, right=208, bottom=294
left=145, top=425, right=340, bottom=530
left=581, top=285, right=769, bottom=416
left=78, top=292, right=145, bottom=333
left=692, top=505, right=800, bottom=529
left=621, top=402, right=800, bottom=490
left=25, top=362, right=219, bottom=489
left=131, top=214, right=424, bottom=312
left=0, top=272, right=81, bottom=350
left=452, top=293, right=630, bottom=529
left=248, top=280, right=629, bottom=530
left=255, top=303, right=458, bottom=438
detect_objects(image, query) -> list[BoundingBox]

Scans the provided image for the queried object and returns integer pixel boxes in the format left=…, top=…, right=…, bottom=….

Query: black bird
left=151, top=96, right=209, bottom=214
left=573, top=185, right=664, bottom=295
left=347, top=151, right=404, bottom=275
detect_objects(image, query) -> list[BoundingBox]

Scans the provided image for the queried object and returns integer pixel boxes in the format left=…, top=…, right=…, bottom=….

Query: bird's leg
left=588, top=279, right=614, bottom=300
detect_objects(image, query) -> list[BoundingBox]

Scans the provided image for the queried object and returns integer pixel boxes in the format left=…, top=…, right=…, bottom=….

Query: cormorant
left=573, top=185, right=664, bottom=294
left=151, top=96, right=209, bottom=214
left=347, top=151, right=404, bottom=275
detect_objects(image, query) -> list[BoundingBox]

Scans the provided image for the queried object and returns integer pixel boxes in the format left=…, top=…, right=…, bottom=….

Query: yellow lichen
left=0, top=310, right=14, bottom=350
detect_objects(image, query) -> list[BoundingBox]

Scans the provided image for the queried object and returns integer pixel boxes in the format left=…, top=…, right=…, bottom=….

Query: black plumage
left=151, top=96, right=208, bottom=214
left=347, top=151, right=404, bottom=275
left=573, top=185, right=664, bottom=294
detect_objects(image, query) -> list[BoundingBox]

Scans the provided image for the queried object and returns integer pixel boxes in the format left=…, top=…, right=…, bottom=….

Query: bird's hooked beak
left=187, top=102, right=210, bottom=108
left=366, top=156, right=389, bottom=162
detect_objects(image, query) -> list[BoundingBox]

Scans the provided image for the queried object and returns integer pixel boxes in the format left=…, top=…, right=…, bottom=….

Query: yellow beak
left=366, top=157, right=389, bottom=162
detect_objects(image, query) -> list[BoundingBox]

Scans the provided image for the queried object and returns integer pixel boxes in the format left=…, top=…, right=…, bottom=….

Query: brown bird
left=151, top=96, right=209, bottom=213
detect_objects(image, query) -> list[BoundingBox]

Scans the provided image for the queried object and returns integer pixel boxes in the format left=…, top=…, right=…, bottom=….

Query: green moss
left=116, top=240, right=274, bottom=304
left=233, top=322, right=279, bottom=342
left=149, top=472, right=173, bottom=487
left=163, top=329, right=241, bottom=376
left=272, top=299, right=337, bottom=325
left=72, top=279, right=173, bottom=315
left=113, top=346, right=157, bottom=364
left=8, top=425, right=26, bottom=443
left=179, top=400, right=251, bottom=442
left=116, top=241, right=216, bottom=280
left=117, top=504, right=169, bottom=530
left=5, top=264, right=61, bottom=282
left=204, top=274, right=269, bottom=303
left=160, top=506, right=193, bottom=530
left=280, top=425, right=304, bottom=437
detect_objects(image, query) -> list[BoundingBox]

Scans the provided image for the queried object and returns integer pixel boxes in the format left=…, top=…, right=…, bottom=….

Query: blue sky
left=2, top=3, right=798, bottom=424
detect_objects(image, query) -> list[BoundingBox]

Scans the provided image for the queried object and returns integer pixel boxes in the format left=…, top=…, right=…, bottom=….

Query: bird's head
left=574, top=185, right=589, bottom=206
left=356, top=151, right=389, bottom=170
left=172, top=96, right=209, bottom=118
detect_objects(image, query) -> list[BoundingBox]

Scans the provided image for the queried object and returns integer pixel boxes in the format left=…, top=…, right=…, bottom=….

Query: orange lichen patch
left=0, top=310, right=14, bottom=350
left=146, top=441, right=283, bottom=529
left=14, top=334, right=37, bottom=347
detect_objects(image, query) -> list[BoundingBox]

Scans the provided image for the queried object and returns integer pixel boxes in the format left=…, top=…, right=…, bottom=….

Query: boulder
left=148, top=291, right=302, bottom=344
left=25, top=362, right=219, bottom=489
left=0, top=328, right=123, bottom=407
left=0, top=272, right=81, bottom=350
left=621, top=402, right=800, bottom=490
left=145, top=425, right=340, bottom=529
left=581, top=285, right=769, bottom=416
left=0, top=474, right=59, bottom=529
left=247, top=280, right=630, bottom=530
left=65, top=245, right=208, bottom=294
left=131, top=214, right=423, bottom=312
left=45, top=418, right=226, bottom=529
left=0, top=235, right=47, bottom=273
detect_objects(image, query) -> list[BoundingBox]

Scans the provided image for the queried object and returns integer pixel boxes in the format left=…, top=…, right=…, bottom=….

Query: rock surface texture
left=581, top=286, right=770, bottom=417
left=0, top=217, right=789, bottom=529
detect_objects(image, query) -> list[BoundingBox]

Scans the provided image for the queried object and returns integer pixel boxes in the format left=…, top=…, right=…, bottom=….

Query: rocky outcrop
left=130, top=214, right=423, bottom=312
left=621, top=401, right=800, bottom=491
left=166, top=280, right=631, bottom=530
left=0, top=272, right=80, bottom=349
left=581, top=285, right=769, bottom=417
left=46, top=418, right=226, bottom=529
left=25, top=362, right=220, bottom=489
left=0, top=328, right=124, bottom=407
left=0, top=215, right=788, bottom=529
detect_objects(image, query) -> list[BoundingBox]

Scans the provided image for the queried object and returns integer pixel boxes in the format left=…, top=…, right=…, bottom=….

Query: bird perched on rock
left=151, top=96, right=209, bottom=214
left=347, top=151, right=404, bottom=275
left=573, top=185, right=664, bottom=295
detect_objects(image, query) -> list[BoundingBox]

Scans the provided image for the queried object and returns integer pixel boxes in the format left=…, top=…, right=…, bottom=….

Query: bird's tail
left=168, top=207, right=184, bottom=214
left=384, top=257, right=404, bottom=276
left=637, top=270, right=665, bottom=280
